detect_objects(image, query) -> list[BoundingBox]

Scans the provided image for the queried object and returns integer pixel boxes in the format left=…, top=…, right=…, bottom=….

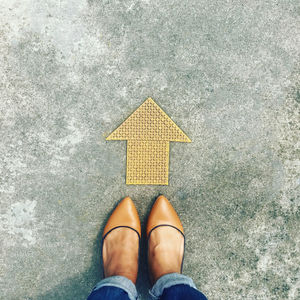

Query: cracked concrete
left=0, top=0, right=299, bottom=299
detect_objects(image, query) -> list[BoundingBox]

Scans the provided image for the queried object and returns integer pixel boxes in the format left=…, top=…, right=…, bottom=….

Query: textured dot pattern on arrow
left=106, top=98, right=191, bottom=185
left=126, top=140, right=169, bottom=185
left=106, top=98, right=191, bottom=142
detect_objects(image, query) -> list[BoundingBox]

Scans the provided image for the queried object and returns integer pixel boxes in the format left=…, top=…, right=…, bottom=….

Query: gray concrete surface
left=1, top=0, right=300, bottom=299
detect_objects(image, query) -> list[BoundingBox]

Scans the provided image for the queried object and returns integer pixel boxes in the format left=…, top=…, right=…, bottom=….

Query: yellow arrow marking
left=106, top=98, right=191, bottom=185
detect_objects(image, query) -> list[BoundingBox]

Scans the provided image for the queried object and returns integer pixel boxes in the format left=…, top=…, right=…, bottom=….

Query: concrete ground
left=1, top=1, right=299, bottom=299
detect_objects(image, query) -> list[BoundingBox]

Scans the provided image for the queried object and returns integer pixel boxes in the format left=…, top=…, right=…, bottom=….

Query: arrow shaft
left=126, top=140, right=169, bottom=185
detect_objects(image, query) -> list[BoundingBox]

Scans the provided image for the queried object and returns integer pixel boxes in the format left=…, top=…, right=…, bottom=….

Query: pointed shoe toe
left=146, top=195, right=184, bottom=238
left=103, top=197, right=141, bottom=239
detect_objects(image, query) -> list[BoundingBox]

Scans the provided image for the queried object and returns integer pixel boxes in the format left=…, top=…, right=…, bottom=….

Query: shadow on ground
left=34, top=197, right=157, bottom=300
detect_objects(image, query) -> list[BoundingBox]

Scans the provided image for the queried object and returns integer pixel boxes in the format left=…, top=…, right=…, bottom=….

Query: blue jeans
left=87, top=273, right=207, bottom=300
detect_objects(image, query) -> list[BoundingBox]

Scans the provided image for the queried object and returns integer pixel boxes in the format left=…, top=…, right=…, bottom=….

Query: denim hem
left=93, top=275, right=138, bottom=300
left=149, top=273, right=197, bottom=300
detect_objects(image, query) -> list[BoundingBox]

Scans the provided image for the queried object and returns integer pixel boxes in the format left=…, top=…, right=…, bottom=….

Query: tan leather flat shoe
left=102, top=197, right=141, bottom=282
left=147, top=195, right=185, bottom=284
left=147, top=195, right=184, bottom=236
left=103, top=196, right=141, bottom=239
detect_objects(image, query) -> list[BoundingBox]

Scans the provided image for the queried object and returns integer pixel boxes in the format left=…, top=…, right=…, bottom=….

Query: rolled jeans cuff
left=93, top=275, right=138, bottom=300
left=149, top=273, right=197, bottom=299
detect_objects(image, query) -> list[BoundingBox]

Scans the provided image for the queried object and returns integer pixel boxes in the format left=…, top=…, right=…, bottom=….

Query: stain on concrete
left=1, top=200, right=37, bottom=246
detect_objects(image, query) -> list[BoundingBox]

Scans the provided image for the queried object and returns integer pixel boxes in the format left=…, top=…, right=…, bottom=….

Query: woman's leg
left=149, top=273, right=207, bottom=300
left=161, top=284, right=207, bottom=300
left=87, top=275, right=137, bottom=300
left=87, top=286, right=130, bottom=300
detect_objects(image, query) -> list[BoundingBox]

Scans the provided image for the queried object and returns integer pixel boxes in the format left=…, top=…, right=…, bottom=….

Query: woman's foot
left=102, top=197, right=141, bottom=284
left=148, top=226, right=184, bottom=284
left=147, top=195, right=185, bottom=285
left=103, top=227, right=139, bottom=284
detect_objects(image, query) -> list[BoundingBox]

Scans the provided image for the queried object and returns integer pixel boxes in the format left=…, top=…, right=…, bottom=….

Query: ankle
left=106, top=267, right=138, bottom=284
